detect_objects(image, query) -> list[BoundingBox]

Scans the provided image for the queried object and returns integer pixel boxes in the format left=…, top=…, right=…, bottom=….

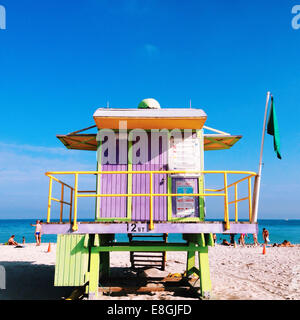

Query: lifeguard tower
left=43, top=99, right=258, bottom=299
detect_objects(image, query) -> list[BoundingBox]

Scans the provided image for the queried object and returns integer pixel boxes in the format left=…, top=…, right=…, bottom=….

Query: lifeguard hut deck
left=43, top=100, right=258, bottom=299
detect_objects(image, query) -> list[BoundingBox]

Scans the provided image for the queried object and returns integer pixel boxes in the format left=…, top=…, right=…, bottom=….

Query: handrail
left=46, top=170, right=257, bottom=175
left=46, top=176, right=73, bottom=225
left=204, top=175, right=255, bottom=192
left=45, top=170, right=257, bottom=231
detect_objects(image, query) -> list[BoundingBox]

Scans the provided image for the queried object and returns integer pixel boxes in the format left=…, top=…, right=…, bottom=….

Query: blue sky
left=0, top=0, right=299, bottom=219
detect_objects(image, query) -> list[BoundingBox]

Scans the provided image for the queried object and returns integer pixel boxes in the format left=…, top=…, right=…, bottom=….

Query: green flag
left=267, top=96, right=282, bottom=159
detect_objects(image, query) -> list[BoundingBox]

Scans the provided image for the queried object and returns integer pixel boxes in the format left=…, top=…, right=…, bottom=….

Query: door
left=131, top=131, right=168, bottom=222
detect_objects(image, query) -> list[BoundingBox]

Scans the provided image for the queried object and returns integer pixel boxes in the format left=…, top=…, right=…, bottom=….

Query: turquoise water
left=0, top=219, right=299, bottom=245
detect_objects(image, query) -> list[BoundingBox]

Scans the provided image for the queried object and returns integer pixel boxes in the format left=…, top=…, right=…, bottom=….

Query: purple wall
left=131, top=133, right=168, bottom=221
left=98, top=131, right=199, bottom=222
left=99, top=132, right=168, bottom=221
left=99, top=138, right=128, bottom=218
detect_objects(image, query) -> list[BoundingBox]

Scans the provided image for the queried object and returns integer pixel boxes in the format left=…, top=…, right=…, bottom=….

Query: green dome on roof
left=138, top=98, right=161, bottom=109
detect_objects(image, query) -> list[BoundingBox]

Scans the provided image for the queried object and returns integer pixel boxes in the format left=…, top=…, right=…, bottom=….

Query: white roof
left=93, top=108, right=207, bottom=118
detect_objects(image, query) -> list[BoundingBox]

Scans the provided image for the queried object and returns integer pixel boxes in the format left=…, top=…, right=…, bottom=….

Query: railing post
left=149, top=172, right=154, bottom=230
left=234, top=184, right=238, bottom=222
left=69, top=188, right=73, bottom=223
left=223, top=173, right=230, bottom=230
left=248, top=177, right=252, bottom=222
left=72, top=173, right=78, bottom=231
left=47, top=177, right=53, bottom=223
left=60, top=184, right=64, bottom=223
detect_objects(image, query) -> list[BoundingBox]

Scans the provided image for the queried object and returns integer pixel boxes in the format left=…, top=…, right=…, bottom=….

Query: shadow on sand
left=0, top=261, right=74, bottom=300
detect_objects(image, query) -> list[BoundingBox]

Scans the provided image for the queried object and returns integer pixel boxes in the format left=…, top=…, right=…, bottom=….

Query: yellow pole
left=60, top=184, right=64, bottom=223
left=72, top=173, right=78, bottom=231
left=224, top=173, right=230, bottom=230
left=248, top=177, right=252, bottom=222
left=149, top=172, right=154, bottom=230
left=47, top=177, right=53, bottom=223
left=69, top=188, right=73, bottom=223
left=234, top=184, right=238, bottom=222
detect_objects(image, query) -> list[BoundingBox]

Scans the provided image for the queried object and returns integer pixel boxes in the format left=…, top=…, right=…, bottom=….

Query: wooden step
left=129, top=233, right=168, bottom=271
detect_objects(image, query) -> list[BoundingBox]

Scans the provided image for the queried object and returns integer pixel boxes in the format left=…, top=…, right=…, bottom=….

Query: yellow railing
left=45, top=170, right=257, bottom=232
left=47, top=175, right=74, bottom=224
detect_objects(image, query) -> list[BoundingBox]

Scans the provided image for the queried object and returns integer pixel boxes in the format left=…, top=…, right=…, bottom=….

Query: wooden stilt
left=88, top=247, right=100, bottom=299
left=99, top=234, right=111, bottom=279
left=100, top=252, right=110, bottom=279
left=198, top=246, right=211, bottom=299
left=186, top=243, right=197, bottom=278
left=183, top=234, right=212, bottom=299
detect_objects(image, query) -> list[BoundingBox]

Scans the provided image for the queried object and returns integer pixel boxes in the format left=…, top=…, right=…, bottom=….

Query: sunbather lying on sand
left=273, top=240, right=294, bottom=247
left=221, top=239, right=231, bottom=246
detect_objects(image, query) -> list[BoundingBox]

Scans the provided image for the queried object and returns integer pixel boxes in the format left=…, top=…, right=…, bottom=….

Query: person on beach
left=221, top=239, right=230, bottom=246
left=8, top=235, right=18, bottom=246
left=281, top=240, right=294, bottom=247
left=230, top=234, right=235, bottom=245
left=273, top=240, right=294, bottom=247
left=238, top=233, right=246, bottom=247
left=22, top=237, right=25, bottom=244
left=31, top=220, right=42, bottom=246
left=213, top=234, right=217, bottom=244
left=262, top=228, right=270, bottom=245
left=253, top=233, right=259, bottom=246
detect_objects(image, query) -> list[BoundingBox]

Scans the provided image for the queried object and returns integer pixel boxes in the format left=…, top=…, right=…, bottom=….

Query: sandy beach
left=0, top=243, right=300, bottom=300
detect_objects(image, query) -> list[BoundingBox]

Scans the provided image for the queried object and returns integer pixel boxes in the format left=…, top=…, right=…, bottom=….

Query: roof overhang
left=203, top=134, right=242, bottom=150
left=57, top=134, right=97, bottom=151
left=57, top=133, right=242, bottom=151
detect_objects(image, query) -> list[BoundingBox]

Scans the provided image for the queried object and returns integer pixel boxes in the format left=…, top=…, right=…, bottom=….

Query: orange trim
left=93, top=117, right=207, bottom=129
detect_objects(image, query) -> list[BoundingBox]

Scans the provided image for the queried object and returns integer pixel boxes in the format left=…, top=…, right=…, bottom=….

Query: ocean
left=0, top=219, right=299, bottom=245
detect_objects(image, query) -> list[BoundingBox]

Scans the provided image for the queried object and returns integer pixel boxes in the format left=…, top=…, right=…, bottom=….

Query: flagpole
left=251, top=91, right=271, bottom=223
